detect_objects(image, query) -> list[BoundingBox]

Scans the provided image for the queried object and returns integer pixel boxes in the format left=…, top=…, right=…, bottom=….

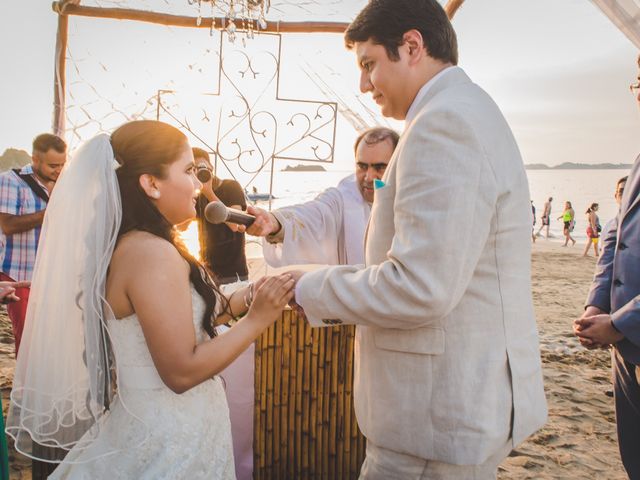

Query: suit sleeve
left=585, top=215, right=617, bottom=313
left=296, top=107, right=497, bottom=329
left=611, top=295, right=640, bottom=347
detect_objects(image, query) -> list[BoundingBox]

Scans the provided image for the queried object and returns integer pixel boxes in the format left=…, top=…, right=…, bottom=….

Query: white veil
left=5, top=134, right=147, bottom=462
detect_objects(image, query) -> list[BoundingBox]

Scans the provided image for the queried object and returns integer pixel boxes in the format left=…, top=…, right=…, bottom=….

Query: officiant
left=247, top=127, right=398, bottom=266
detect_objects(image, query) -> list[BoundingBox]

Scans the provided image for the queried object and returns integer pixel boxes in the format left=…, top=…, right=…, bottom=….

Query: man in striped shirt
left=0, top=133, right=66, bottom=355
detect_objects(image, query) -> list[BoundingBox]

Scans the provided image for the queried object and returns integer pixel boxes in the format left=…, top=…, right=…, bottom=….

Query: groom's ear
left=139, top=174, right=161, bottom=200
left=403, top=29, right=426, bottom=64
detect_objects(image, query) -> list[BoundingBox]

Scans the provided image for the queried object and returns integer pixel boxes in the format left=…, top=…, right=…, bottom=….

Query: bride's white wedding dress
left=50, top=287, right=236, bottom=479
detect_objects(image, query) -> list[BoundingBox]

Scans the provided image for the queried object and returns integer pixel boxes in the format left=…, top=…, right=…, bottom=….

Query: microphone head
left=204, top=201, right=228, bottom=224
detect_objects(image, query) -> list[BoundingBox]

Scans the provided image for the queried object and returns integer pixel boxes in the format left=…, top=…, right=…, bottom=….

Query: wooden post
left=52, top=11, right=68, bottom=138
left=51, top=2, right=349, bottom=34
left=445, top=0, right=466, bottom=19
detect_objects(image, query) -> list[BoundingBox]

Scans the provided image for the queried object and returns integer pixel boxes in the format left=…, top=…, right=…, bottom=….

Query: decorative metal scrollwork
left=156, top=31, right=337, bottom=197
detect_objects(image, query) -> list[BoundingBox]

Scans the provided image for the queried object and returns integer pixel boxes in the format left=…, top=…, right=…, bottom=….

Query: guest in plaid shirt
left=0, top=133, right=66, bottom=355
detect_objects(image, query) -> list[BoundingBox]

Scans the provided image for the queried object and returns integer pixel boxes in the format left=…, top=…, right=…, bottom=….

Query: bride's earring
left=151, top=191, right=160, bottom=199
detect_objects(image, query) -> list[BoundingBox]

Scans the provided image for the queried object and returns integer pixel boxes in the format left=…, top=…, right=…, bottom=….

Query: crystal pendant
left=227, top=20, right=237, bottom=43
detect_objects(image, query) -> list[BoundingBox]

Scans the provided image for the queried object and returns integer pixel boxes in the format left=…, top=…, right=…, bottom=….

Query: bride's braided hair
left=111, top=120, right=226, bottom=338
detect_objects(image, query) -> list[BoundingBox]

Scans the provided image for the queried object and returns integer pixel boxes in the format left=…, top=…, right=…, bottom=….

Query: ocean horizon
left=181, top=167, right=632, bottom=259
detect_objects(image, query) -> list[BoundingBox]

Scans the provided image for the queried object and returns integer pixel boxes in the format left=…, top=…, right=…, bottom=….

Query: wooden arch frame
left=50, top=0, right=466, bottom=135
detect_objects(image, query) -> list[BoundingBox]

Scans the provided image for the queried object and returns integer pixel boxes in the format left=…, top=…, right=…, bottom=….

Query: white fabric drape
left=6, top=134, right=148, bottom=463
left=591, top=0, right=640, bottom=48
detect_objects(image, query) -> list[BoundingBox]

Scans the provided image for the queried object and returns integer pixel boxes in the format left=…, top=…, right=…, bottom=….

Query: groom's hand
left=286, top=270, right=306, bottom=317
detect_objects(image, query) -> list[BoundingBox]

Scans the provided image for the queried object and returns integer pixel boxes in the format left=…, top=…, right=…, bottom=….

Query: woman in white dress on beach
left=5, top=120, right=294, bottom=478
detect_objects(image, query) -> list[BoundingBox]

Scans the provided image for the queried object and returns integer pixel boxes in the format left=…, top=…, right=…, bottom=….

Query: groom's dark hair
left=345, top=0, right=458, bottom=65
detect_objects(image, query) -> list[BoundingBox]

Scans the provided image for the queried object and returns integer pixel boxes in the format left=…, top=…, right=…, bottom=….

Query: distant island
left=525, top=162, right=632, bottom=170
left=282, top=164, right=327, bottom=172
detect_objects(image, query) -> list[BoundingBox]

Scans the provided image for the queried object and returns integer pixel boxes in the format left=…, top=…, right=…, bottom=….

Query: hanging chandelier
left=188, top=0, right=270, bottom=43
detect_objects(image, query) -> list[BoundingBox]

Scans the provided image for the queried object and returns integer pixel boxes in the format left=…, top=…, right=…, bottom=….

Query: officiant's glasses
left=630, top=81, right=640, bottom=94
left=356, top=162, right=388, bottom=173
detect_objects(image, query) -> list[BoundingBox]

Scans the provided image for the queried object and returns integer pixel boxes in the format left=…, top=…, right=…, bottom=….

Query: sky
left=1, top=0, right=639, bottom=168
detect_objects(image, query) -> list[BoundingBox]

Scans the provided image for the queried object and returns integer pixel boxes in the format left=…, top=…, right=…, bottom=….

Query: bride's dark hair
left=111, top=120, right=225, bottom=338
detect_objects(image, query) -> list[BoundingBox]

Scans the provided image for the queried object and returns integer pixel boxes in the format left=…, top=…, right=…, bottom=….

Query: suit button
left=322, top=319, right=342, bottom=325
left=614, top=279, right=624, bottom=286
left=619, top=242, right=628, bottom=250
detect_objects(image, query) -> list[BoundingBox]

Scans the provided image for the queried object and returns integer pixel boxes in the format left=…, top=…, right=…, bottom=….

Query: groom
left=291, top=0, right=547, bottom=477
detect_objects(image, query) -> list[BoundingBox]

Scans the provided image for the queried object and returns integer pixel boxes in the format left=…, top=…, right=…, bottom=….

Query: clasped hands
left=250, top=270, right=306, bottom=316
left=573, top=306, right=624, bottom=350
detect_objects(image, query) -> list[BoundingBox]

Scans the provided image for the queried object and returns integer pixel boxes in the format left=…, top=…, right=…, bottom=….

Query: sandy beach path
left=499, top=240, right=626, bottom=479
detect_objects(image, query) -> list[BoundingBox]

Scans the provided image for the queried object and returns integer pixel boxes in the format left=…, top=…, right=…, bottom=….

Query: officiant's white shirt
left=261, top=174, right=370, bottom=267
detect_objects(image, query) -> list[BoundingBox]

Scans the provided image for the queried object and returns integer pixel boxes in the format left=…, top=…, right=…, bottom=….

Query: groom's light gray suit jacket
left=296, top=67, right=547, bottom=465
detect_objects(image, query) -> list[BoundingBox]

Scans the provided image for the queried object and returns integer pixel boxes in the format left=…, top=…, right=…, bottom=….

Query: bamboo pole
left=273, top=316, right=282, bottom=475
left=280, top=312, right=291, bottom=478
left=444, top=0, right=466, bottom=19
left=309, top=327, right=319, bottom=477
left=329, top=327, right=340, bottom=478
left=344, top=326, right=357, bottom=477
left=51, top=2, right=349, bottom=34
left=336, top=328, right=346, bottom=476
left=287, top=313, right=298, bottom=478
left=321, top=328, right=331, bottom=476
left=316, top=322, right=327, bottom=478
left=294, top=319, right=305, bottom=475
left=52, top=10, right=68, bottom=137
left=265, top=323, right=275, bottom=477
left=254, top=323, right=266, bottom=480
left=301, top=323, right=312, bottom=476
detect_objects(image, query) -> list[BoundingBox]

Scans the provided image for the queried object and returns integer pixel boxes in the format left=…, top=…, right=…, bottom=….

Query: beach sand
left=499, top=239, right=625, bottom=479
left=0, top=240, right=627, bottom=479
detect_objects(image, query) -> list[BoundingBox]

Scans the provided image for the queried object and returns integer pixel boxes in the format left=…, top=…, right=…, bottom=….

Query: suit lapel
left=363, top=68, right=473, bottom=253
left=405, top=67, right=472, bottom=130
left=363, top=148, right=398, bottom=248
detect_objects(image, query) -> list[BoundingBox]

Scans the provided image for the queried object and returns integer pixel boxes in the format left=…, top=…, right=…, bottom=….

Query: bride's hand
left=247, top=274, right=294, bottom=328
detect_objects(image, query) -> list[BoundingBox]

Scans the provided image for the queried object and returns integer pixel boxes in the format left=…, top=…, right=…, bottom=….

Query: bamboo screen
left=254, top=310, right=365, bottom=479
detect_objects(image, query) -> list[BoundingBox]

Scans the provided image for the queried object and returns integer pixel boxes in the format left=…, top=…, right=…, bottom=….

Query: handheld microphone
left=204, top=201, right=255, bottom=226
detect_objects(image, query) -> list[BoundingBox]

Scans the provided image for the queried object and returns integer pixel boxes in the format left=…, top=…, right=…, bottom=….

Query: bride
left=5, top=120, right=294, bottom=478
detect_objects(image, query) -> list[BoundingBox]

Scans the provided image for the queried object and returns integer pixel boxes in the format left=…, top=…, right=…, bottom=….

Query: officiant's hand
left=246, top=205, right=280, bottom=237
